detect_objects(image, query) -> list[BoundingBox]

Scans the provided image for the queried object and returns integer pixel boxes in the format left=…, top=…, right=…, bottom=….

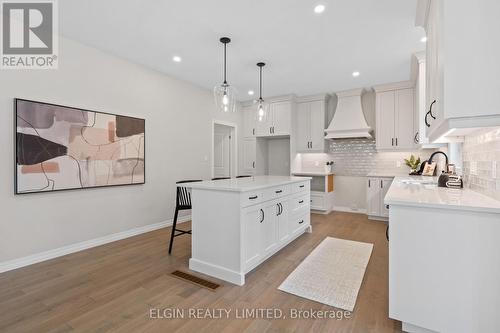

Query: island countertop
left=180, top=175, right=311, bottom=192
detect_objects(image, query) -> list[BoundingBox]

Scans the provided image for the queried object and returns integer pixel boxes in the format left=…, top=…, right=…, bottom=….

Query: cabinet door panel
left=272, top=101, right=291, bottom=136
left=243, top=106, right=257, bottom=137
left=296, top=102, right=310, bottom=152
left=256, top=104, right=272, bottom=136
left=262, top=203, right=279, bottom=256
left=277, top=201, right=290, bottom=243
left=395, top=88, right=415, bottom=149
left=243, top=206, right=262, bottom=268
left=309, top=100, right=325, bottom=151
left=376, top=91, right=396, bottom=150
left=380, top=178, right=393, bottom=218
left=366, top=178, right=381, bottom=217
left=243, top=138, right=256, bottom=175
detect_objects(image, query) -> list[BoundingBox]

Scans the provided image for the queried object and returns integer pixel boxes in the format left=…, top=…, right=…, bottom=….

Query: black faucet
left=428, top=151, right=449, bottom=166
left=427, top=151, right=449, bottom=174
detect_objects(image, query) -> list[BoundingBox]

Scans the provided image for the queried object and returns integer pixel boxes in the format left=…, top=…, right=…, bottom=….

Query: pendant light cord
left=259, top=66, right=262, bottom=100
left=223, top=42, right=227, bottom=84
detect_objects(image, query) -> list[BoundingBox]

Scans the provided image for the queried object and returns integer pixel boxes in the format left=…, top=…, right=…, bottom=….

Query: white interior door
left=213, top=124, right=231, bottom=178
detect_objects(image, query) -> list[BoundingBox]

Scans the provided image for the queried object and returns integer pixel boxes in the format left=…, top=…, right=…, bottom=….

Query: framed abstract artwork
left=15, top=99, right=145, bottom=194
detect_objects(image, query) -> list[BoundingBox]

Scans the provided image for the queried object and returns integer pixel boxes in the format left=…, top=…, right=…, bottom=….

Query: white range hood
left=325, top=88, right=372, bottom=139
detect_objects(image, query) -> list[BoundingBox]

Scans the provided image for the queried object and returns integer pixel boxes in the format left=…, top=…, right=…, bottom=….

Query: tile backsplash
left=298, top=138, right=439, bottom=177
left=462, top=127, right=500, bottom=201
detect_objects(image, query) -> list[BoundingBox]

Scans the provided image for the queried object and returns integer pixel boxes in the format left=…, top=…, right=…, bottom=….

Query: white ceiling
left=59, top=0, right=425, bottom=100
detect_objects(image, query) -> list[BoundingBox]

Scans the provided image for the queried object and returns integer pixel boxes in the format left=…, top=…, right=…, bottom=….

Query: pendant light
left=214, top=37, right=236, bottom=113
left=256, top=62, right=266, bottom=122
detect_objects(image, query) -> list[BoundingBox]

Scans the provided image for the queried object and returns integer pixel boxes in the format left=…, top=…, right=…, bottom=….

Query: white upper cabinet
left=416, top=0, right=500, bottom=142
left=296, top=95, right=329, bottom=153
left=243, top=98, right=293, bottom=138
left=374, top=83, right=415, bottom=151
left=242, top=137, right=256, bottom=175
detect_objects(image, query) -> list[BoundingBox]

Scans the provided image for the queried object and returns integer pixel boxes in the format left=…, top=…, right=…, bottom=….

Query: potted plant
left=404, top=155, right=421, bottom=175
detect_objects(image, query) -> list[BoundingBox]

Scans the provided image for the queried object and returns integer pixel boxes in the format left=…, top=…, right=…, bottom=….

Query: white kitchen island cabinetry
left=183, top=176, right=311, bottom=285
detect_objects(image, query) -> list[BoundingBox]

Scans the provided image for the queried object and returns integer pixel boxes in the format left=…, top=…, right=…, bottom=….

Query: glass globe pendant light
left=214, top=37, right=237, bottom=113
left=256, top=62, right=267, bottom=122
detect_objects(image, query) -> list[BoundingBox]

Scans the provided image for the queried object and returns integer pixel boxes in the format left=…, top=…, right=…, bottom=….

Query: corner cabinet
left=374, top=83, right=415, bottom=151
left=416, top=0, right=500, bottom=142
left=296, top=95, right=329, bottom=153
left=366, top=176, right=393, bottom=220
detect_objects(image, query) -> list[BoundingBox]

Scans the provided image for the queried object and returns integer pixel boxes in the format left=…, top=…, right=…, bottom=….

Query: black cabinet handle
left=275, top=190, right=283, bottom=194
left=395, top=138, right=398, bottom=146
left=380, top=180, right=383, bottom=188
left=299, top=200, right=304, bottom=204
left=429, top=100, right=436, bottom=119
left=252, top=161, right=255, bottom=168
left=260, top=209, right=264, bottom=223
left=414, top=131, right=419, bottom=144
left=425, top=111, right=431, bottom=127
left=299, top=220, right=304, bottom=224
left=276, top=203, right=280, bottom=216
left=368, top=180, right=371, bottom=188
left=299, top=185, right=305, bottom=188
left=386, top=225, right=389, bottom=241
left=391, top=138, right=394, bottom=146
left=278, top=203, right=283, bottom=215
left=249, top=195, right=258, bottom=200
left=252, top=128, right=255, bottom=135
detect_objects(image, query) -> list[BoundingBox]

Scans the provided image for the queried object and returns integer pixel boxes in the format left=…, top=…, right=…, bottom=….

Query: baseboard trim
left=0, top=215, right=191, bottom=274
left=333, top=206, right=367, bottom=214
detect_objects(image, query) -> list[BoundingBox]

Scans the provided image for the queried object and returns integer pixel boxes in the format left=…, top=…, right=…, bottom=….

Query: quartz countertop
left=292, top=171, right=334, bottom=176
left=366, top=171, right=411, bottom=178
left=180, top=176, right=311, bottom=192
left=385, top=176, right=500, bottom=214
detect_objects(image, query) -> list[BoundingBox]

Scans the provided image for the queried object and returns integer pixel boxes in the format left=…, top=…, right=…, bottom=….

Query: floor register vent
left=170, top=270, right=221, bottom=291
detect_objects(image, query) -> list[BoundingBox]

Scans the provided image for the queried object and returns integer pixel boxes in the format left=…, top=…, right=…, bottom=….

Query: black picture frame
left=14, top=98, right=146, bottom=195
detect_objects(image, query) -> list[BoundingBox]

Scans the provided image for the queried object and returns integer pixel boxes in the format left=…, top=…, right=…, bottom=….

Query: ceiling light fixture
left=256, top=62, right=267, bottom=122
left=248, top=90, right=254, bottom=96
left=420, top=36, right=428, bottom=43
left=172, top=55, right=182, bottom=62
left=352, top=71, right=360, bottom=77
left=314, top=4, right=326, bottom=14
left=214, top=37, right=236, bottom=113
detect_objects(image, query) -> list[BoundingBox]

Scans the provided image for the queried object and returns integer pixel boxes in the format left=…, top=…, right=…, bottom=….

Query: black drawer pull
left=299, top=220, right=304, bottom=224
left=299, top=200, right=304, bottom=204
left=299, top=185, right=305, bottom=188
left=249, top=195, right=258, bottom=200
left=275, top=190, right=283, bottom=194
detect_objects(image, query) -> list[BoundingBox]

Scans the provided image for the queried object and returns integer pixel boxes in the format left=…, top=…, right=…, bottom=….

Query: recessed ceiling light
left=314, top=4, right=326, bottom=14
left=248, top=90, right=255, bottom=96
left=352, top=71, right=360, bottom=77
left=172, top=55, right=182, bottom=62
left=420, top=36, right=428, bottom=43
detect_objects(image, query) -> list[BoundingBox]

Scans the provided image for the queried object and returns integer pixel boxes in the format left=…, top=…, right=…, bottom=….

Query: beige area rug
left=278, top=237, right=373, bottom=311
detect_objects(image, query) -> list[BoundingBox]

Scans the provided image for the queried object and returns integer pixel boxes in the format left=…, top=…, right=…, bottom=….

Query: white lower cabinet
left=366, top=177, right=393, bottom=220
left=242, top=186, right=311, bottom=273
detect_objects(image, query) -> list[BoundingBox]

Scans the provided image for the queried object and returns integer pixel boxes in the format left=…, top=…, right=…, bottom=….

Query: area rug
left=278, top=237, right=373, bottom=311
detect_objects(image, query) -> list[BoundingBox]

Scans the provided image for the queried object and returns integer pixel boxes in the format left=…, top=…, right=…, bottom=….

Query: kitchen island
left=182, top=176, right=312, bottom=285
left=385, top=177, right=500, bottom=333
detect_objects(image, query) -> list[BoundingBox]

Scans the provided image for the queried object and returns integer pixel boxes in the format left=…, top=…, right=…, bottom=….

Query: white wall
left=0, top=37, right=242, bottom=264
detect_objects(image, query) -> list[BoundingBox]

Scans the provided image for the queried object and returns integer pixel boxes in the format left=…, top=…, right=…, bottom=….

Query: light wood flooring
left=0, top=212, right=402, bottom=333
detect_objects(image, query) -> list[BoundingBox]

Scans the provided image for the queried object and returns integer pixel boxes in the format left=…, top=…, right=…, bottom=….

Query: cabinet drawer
left=292, top=181, right=310, bottom=194
left=268, top=184, right=290, bottom=199
left=241, top=191, right=265, bottom=207
left=292, top=194, right=310, bottom=212
left=310, top=193, right=325, bottom=210
left=290, top=210, right=310, bottom=235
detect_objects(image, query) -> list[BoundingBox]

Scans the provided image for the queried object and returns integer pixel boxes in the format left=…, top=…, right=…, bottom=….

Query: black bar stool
left=212, top=177, right=231, bottom=180
left=168, top=179, right=202, bottom=254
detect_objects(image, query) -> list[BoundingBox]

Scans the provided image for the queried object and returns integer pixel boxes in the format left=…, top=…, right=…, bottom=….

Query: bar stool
left=212, top=177, right=231, bottom=180
left=168, top=179, right=202, bottom=254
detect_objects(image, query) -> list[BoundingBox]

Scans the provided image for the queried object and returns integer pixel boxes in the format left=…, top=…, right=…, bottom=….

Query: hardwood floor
left=0, top=212, right=401, bottom=333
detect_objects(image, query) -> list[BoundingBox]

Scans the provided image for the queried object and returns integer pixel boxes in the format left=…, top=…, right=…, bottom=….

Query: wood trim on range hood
left=325, top=88, right=372, bottom=139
